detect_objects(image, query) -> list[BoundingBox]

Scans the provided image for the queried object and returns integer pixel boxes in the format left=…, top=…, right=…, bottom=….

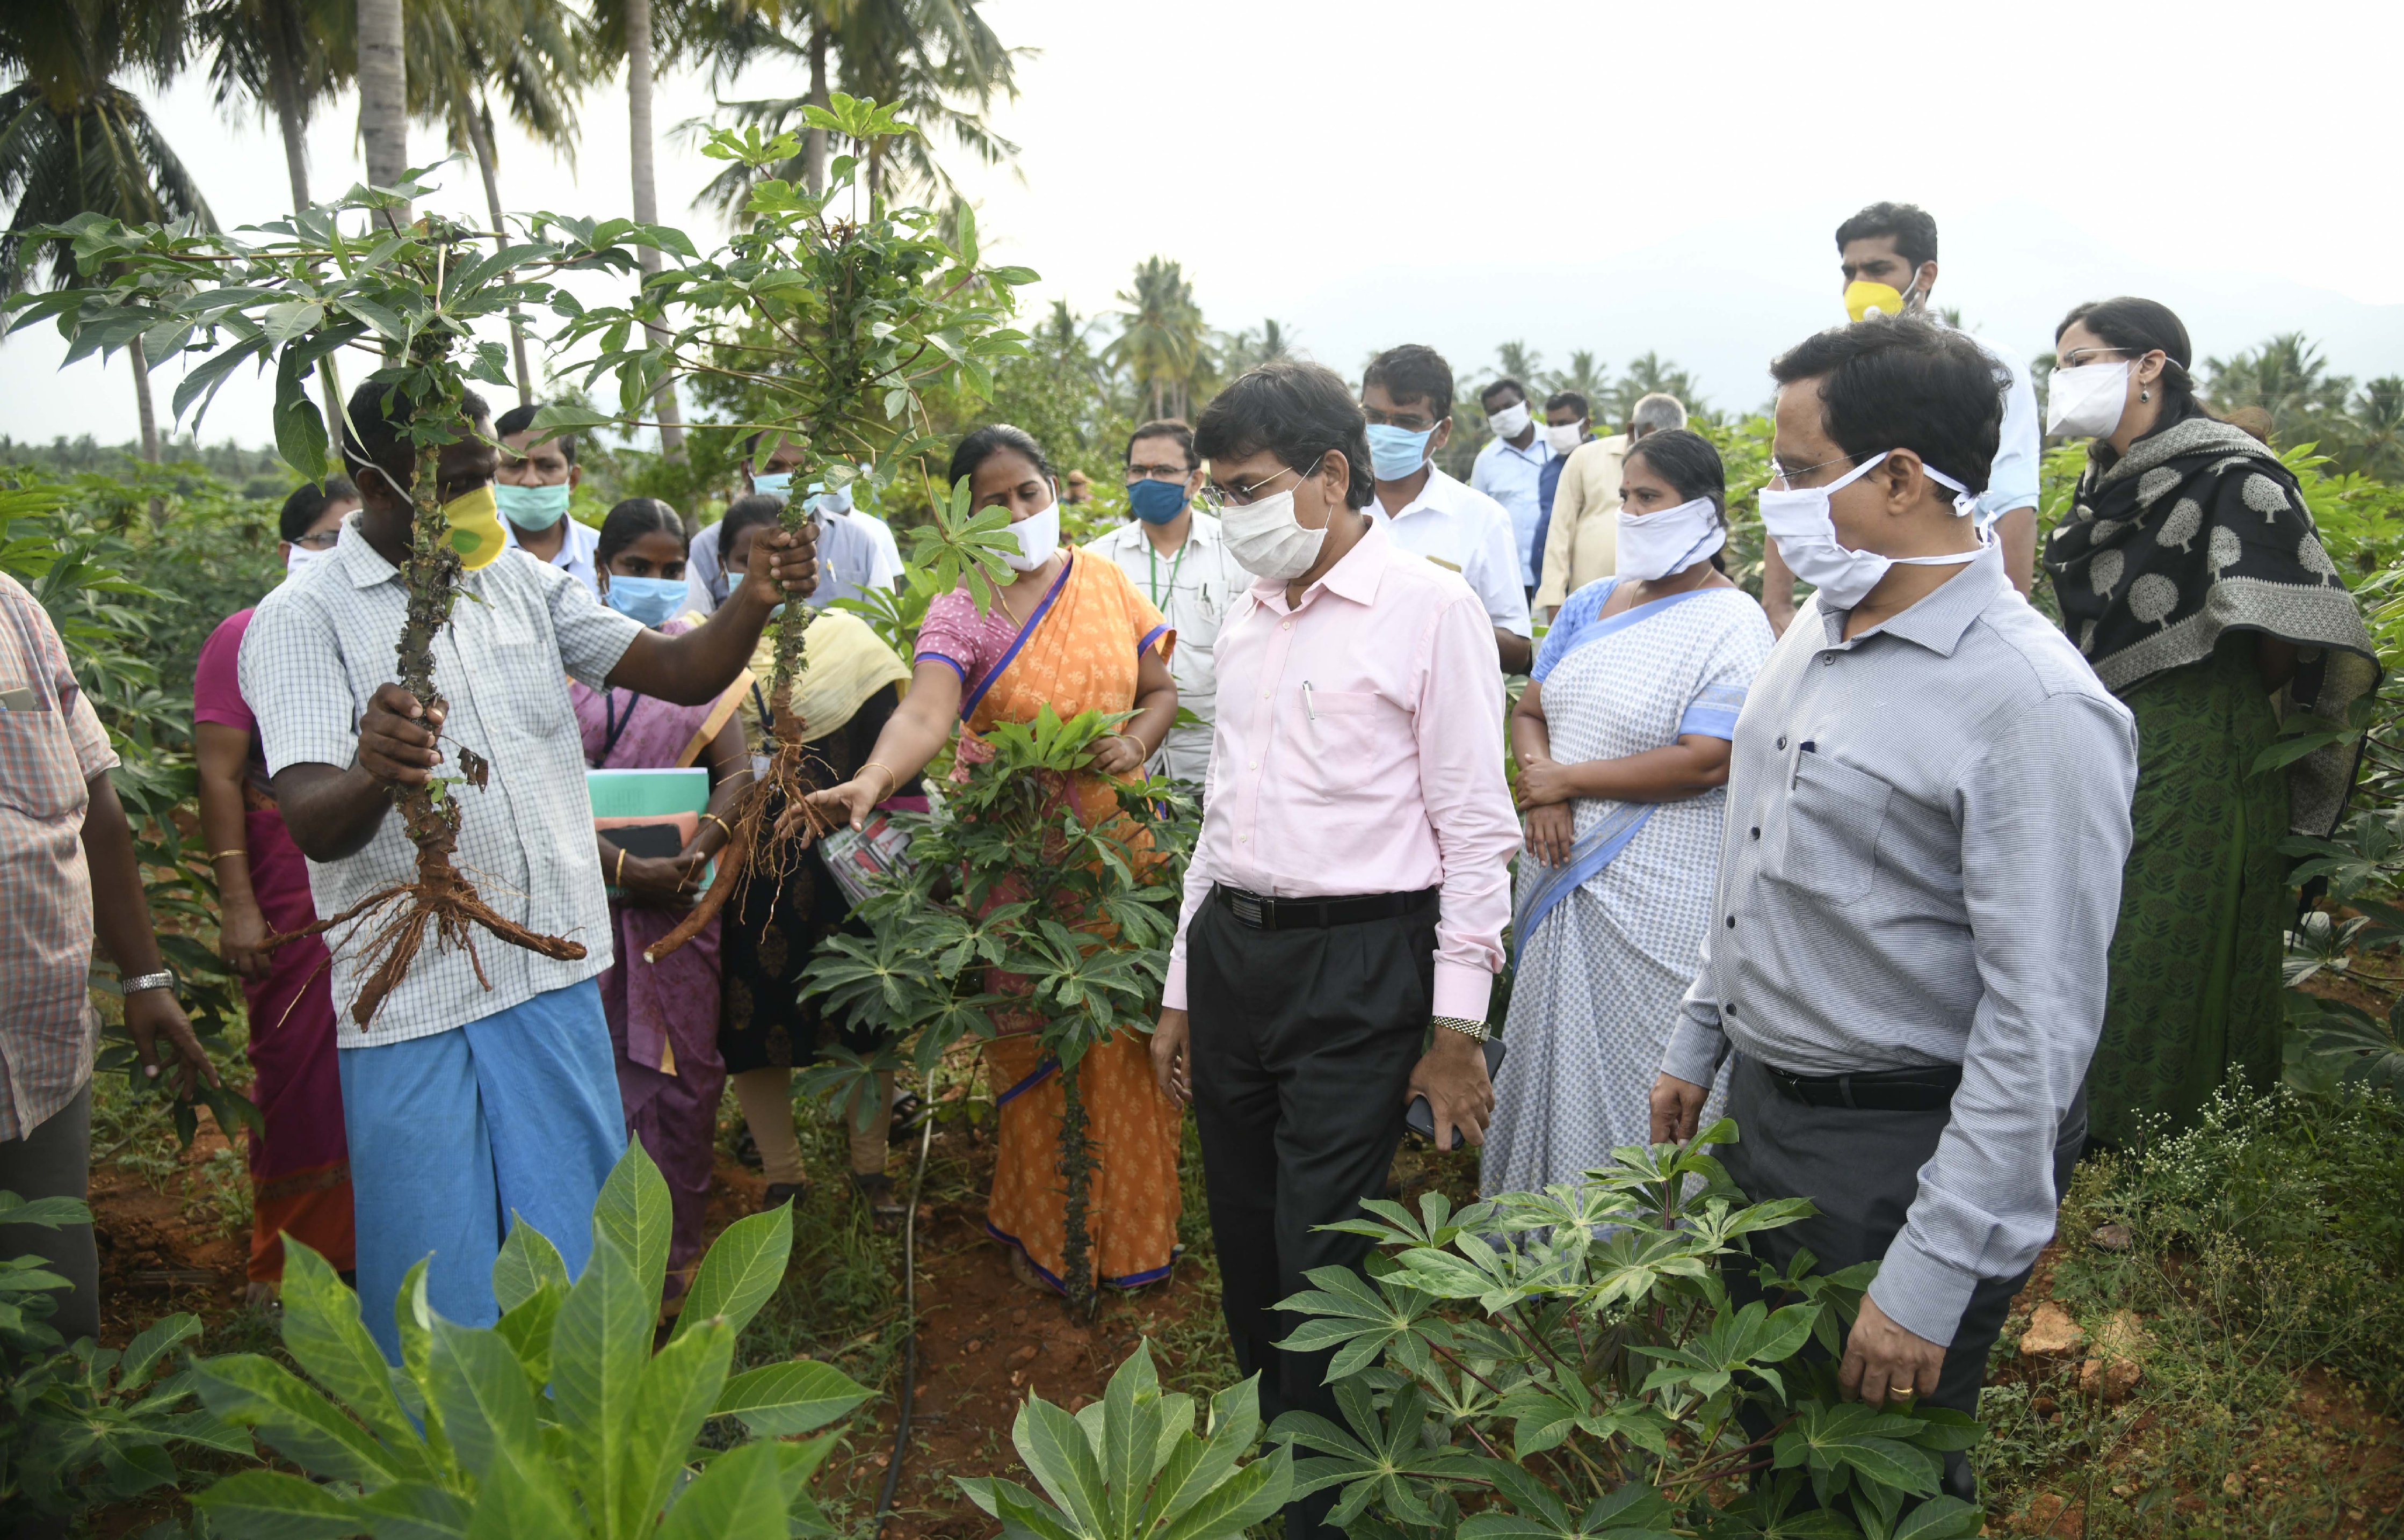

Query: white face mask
left=1544, top=422, right=1585, bottom=455
left=284, top=539, right=332, bottom=577
left=1221, top=459, right=1330, bottom=581
left=1003, top=496, right=1061, bottom=572
left=1487, top=401, right=1532, bottom=440
left=1757, top=451, right=1985, bottom=611
left=2046, top=360, right=2132, bottom=439
left=1614, top=497, right=1725, bottom=582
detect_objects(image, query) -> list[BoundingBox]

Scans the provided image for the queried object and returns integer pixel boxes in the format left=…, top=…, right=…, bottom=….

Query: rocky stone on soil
left=2020, top=1300, right=2085, bottom=1359
left=2091, top=1221, right=2133, bottom=1251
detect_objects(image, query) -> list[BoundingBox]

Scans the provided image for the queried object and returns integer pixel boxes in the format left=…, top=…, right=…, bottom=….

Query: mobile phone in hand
left=1405, top=1037, right=1507, bottom=1151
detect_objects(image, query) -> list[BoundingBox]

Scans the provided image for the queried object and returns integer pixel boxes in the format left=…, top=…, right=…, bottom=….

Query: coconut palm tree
left=1541, top=348, right=1610, bottom=412
left=407, top=0, right=586, bottom=404
left=1599, top=351, right=1706, bottom=428
left=2, top=0, right=213, bottom=485
left=191, top=0, right=352, bottom=434
left=683, top=0, right=1022, bottom=215
left=356, top=0, right=407, bottom=223
left=1110, top=257, right=1206, bottom=423
left=2205, top=333, right=2354, bottom=448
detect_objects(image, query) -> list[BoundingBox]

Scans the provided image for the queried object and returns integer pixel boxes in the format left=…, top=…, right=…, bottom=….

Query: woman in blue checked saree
left=1483, top=430, right=1774, bottom=1200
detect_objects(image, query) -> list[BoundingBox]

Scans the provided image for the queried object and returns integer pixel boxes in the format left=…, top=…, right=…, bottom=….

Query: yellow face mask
left=1844, top=276, right=1922, bottom=324
left=441, top=483, right=508, bottom=570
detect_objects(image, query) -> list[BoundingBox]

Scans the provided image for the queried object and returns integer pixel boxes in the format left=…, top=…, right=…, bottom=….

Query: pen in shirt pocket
left=1789, top=738, right=1816, bottom=789
left=1302, top=680, right=1317, bottom=721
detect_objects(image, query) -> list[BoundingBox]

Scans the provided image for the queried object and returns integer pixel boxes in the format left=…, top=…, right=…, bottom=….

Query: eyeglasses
left=1766, top=451, right=1870, bottom=490
left=1362, top=408, right=1440, bottom=431
left=1203, top=453, right=1327, bottom=511
left=1125, top=462, right=1191, bottom=483
left=2058, top=346, right=2139, bottom=369
left=291, top=529, right=342, bottom=550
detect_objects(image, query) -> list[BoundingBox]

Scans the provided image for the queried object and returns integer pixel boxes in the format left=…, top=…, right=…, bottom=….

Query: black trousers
left=0, top=1083, right=97, bottom=1345
left=1187, top=890, right=1436, bottom=1540
left=1719, top=1054, right=2087, bottom=1502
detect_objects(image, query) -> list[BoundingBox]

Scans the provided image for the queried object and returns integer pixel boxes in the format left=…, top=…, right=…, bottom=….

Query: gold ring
left=1888, top=1384, right=1915, bottom=1396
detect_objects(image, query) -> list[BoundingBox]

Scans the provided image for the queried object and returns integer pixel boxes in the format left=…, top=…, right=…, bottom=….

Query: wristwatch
left=1433, top=1014, right=1490, bottom=1043
left=122, top=970, right=177, bottom=998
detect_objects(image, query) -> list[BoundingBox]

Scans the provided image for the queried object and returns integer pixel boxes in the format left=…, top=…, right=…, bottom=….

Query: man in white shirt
left=815, top=482, right=904, bottom=586
left=684, top=434, right=890, bottom=618
left=1760, top=200, right=2043, bottom=634
left=494, top=403, right=602, bottom=594
left=1358, top=345, right=1534, bottom=672
left=1084, top=419, right=1248, bottom=787
left=1469, top=376, right=1552, bottom=596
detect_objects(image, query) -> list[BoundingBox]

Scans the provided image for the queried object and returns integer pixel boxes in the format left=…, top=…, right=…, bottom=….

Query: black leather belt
left=1213, top=883, right=1436, bottom=932
left=1758, top=1059, right=1961, bottom=1112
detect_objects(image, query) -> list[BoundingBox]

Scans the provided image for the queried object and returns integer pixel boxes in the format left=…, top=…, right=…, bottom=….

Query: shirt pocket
left=469, top=601, right=571, bottom=737
left=1768, top=749, right=1891, bottom=905
left=0, top=704, right=90, bottom=819
left=1294, top=688, right=1388, bottom=801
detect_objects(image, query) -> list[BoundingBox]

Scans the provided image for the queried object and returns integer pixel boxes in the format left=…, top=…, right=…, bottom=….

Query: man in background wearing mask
left=1532, top=391, right=1685, bottom=621
left=1526, top=390, right=1591, bottom=612
left=240, top=381, right=821, bottom=1363
left=1469, top=377, right=1553, bottom=598
left=815, top=480, right=904, bottom=585
left=1149, top=360, right=1518, bottom=1540
left=1649, top=317, right=2134, bottom=1505
left=495, top=403, right=600, bottom=595
left=1083, top=419, right=1247, bottom=787
left=684, top=432, right=887, bottom=615
left=1759, top=201, right=2041, bottom=635
left=1358, top=345, right=1533, bottom=672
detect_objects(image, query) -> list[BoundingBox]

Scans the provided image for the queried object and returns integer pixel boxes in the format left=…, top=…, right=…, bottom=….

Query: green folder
left=586, top=768, right=710, bottom=818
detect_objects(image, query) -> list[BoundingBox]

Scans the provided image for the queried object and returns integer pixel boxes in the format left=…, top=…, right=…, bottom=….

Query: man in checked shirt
left=1652, top=316, right=2138, bottom=1505
left=242, top=383, right=816, bottom=1360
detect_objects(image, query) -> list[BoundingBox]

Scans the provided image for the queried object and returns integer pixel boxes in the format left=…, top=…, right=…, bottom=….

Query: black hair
left=2055, top=296, right=2211, bottom=426
left=1768, top=315, right=2002, bottom=497
left=1363, top=344, right=1454, bottom=423
left=1194, top=360, right=1376, bottom=511
left=596, top=498, right=685, bottom=569
left=279, top=475, right=359, bottom=542
left=341, top=380, right=493, bottom=489
left=1125, top=418, right=1198, bottom=470
left=948, top=424, right=1054, bottom=490
left=494, top=402, right=576, bottom=464
left=1621, top=428, right=1730, bottom=573
left=1834, top=201, right=1938, bottom=273
left=1545, top=390, right=1589, bottom=419
left=716, top=495, right=785, bottom=569
left=1480, top=377, right=1527, bottom=410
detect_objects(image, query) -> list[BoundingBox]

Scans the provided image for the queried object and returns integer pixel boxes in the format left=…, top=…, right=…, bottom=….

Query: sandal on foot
left=851, top=1172, right=907, bottom=1225
left=761, top=1181, right=809, bottom=1213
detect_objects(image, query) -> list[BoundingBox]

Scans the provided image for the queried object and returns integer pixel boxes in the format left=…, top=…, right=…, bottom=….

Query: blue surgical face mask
left=1365, top=423, right=1436, bottom=481
left=752, top=470, right=794, bottom=499
left=1127, top=477, right=1190, bottom=525
left=495, top=481, right=571, bottom=531
left=604, top=573, right=686, bottom=628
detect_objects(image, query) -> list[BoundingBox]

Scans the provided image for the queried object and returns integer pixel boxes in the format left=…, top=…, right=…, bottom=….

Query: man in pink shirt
left=1149, top=361, right=1520, bottom=1539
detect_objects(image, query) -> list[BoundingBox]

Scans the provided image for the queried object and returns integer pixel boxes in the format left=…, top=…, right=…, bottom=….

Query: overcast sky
left=8, top=0, right=2403, bottom=452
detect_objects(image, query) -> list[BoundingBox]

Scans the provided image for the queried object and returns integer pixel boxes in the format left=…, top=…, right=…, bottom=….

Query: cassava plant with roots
left=526, top=95, right=1036, bottom=964
left=4, top=166, right=719, bottom=1024
left=795, top=706, right=1198, bottom=1316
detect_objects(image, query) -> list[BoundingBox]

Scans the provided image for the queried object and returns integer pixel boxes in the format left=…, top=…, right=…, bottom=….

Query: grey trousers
left=1719, top=1054, right=2086, bottom=1501
left=0, top=1081, right=98, bottom=1344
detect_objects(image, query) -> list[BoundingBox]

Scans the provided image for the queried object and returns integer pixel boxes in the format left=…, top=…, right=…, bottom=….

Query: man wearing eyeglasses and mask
left=1649, top=316, right=2134, bottom=1506
left=1469, top=377, right=1552, bottom=599
left=1759, top=202, right=2042, bottom=636
left=1357, top=345, right=1534, bottom=673
left=1083, top=419, right=1247, bottom=788
left=1147, top=360, right=1520, bottom=1540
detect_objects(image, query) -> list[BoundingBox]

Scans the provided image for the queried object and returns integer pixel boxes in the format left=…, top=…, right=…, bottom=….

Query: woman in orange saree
left=803, top=425, right=1184, bottom=1294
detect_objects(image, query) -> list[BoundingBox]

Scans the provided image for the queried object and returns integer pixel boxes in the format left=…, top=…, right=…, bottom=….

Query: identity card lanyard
left=1146, top=536, right=1189, bottom=609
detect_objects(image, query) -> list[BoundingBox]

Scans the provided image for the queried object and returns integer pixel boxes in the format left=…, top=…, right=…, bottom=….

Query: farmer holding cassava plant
left=802, top=424, right=1185, bottom=1295
left=1149, top=360, right=1521, bottom=1540
left=1650, top=315, right=2137, bottom=1505
left=239, top=381, right=819, bottom=1362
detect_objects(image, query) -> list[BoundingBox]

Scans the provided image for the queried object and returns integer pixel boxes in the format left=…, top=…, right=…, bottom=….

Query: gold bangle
left=614, top=847, right=628, bottom=886
left=699, top=812, right=734, bottom=840
left=206, top=849, right=247, bottom=863
left=860, top=761, right=899, bottom=800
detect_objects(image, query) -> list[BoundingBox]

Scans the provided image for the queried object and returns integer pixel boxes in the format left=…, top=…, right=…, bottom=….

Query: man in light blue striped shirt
left=1651, top=316, right=2137, bottom=1504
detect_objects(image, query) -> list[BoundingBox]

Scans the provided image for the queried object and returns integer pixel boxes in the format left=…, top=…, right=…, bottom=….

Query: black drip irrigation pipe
left=873, top=1073, right=937, bottom=1539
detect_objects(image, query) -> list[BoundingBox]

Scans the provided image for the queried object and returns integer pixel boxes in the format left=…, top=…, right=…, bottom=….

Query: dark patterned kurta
left=2084, top=634, right=2290, bottom=1149
left=717, top=685, right=902, bottom=1074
